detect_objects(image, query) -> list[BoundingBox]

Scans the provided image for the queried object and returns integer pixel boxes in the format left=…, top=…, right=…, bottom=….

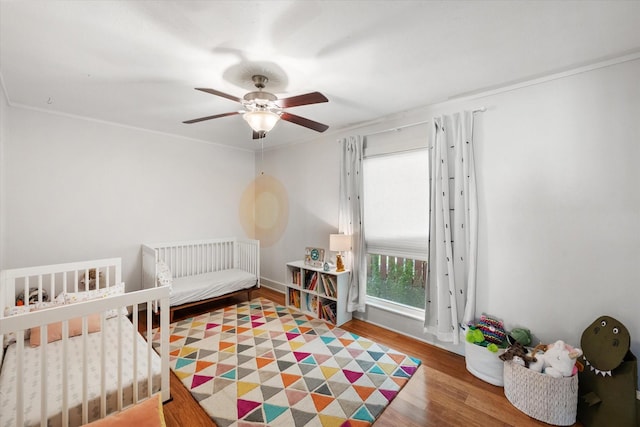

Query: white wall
left=258, top=58, right=640, bottom=376
left=2, top=106, right=256, bottom=290
left=257, top=137, right=341, bottom=285
left=0, top=84, right=8, bottom=268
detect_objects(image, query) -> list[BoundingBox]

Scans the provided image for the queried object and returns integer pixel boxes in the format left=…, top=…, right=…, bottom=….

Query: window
left=362, top=143, right=429, bottom=312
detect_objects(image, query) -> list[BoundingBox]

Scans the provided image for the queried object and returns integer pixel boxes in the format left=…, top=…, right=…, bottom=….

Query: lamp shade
left=243, top=110, right=280, bottom=132
left=330, top=234, right=352, bottom=252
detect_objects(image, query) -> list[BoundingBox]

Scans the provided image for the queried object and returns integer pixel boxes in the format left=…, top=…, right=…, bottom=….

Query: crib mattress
left=170, top=268, right=257, bottom=307
left=0, top=315, right=161, bottom=427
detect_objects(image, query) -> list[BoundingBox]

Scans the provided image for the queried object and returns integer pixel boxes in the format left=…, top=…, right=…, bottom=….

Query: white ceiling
left=2, top=1, right=640, bottom=151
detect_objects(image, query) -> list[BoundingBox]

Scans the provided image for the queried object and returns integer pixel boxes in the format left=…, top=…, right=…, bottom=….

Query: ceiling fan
left=183, top=75, right=329, bottom=139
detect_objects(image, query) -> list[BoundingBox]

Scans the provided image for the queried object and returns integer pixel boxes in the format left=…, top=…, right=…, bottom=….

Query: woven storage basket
left=503, top=361, right=578, bottom=426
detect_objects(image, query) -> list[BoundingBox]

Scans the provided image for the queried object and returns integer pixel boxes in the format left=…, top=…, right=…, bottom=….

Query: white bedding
left=0, top=315, right=161, bottom=427
left=170, top=268, right=257, bottom=307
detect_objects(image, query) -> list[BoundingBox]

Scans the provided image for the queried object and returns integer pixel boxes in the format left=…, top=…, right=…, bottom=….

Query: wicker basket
left=503, top=361, right=578, bottom=426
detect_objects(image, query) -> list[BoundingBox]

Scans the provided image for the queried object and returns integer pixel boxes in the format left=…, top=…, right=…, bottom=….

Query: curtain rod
left=362, top=107, right=486, bottom=138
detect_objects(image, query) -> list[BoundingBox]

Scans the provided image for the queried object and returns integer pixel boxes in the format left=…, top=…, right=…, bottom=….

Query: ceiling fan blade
left=183, top=111, right=240, bottom=124
left=276, top=91, right=328, bottom=108
left=253, top=130, right=267, bottom=139
left=194, top=88, right=242, bottom=103
left=281, top=112, right=329, bottom=133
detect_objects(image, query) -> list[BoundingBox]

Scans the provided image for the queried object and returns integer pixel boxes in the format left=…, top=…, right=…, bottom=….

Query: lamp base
left=335, top=254, right=345, bottom=272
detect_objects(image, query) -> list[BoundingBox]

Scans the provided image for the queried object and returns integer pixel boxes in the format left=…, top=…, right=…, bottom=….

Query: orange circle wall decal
left=239, top=174, right=289, bottom=247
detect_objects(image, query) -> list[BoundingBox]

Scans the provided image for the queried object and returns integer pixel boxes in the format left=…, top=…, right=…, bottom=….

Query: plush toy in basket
left=577, top=315, right=638, bottom=427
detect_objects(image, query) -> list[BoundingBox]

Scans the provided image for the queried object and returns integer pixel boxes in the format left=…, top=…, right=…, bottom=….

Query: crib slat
left=40, top=325, right=48, bottom=427
left=118, top=307, right=125, bottom=410
left=147, top=303, right=153, bottom=398
left=23, top=276, right=29, bottom=307
left=49, top=273, right=56, bottom=304
left=132, top=304, right=138, bottom=403
left=38, top=275, right=43, bottom=303
left=62, top=320, right=70, bottom=427
left=160, top=295, right=170, bottom=402
left=82, top=316, right=88, bottom=424
left=100, top=312, right=107, bottom=417
left=15, top=330, right=25, bottom=426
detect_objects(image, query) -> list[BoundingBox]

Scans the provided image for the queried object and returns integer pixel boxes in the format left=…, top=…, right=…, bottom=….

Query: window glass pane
left=366, top=253, right=426, bottom=309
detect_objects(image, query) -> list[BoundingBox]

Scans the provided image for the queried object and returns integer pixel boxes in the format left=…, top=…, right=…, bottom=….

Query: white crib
left=142, top=237, right=260, bottom=321
left=0, top=258, right=170, bottom=427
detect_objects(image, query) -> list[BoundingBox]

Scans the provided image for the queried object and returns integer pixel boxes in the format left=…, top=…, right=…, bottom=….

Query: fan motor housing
left=244, top=91, right=277, bottom=104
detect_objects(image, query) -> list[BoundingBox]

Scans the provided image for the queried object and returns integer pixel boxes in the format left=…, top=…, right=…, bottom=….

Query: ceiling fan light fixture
left=243, top=110, right=280, bottom=133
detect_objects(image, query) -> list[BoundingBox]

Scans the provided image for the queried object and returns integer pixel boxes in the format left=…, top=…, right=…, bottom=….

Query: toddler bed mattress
left=169, top=268, right=257, bottom=307
left=0, top=315, right=161, bottom=427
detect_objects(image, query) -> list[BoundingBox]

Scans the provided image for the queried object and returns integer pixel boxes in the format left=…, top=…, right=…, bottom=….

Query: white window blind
left=363, top=150, right=429, bottom=260
left=364, top=123, right=427, bottom=157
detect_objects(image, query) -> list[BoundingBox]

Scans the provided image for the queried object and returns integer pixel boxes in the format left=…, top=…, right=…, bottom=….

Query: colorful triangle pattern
left=153, top=298, right=421, bottom=427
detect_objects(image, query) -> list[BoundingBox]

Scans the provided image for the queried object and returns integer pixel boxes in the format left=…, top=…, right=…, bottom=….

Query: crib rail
left=0, top=286, right=170, bottom=427
left=1, top=257, right=121, bottom=310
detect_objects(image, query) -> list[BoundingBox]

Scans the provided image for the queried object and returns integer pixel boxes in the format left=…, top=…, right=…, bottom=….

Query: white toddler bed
left=0, top=258, right=170, bottom=427
left=142, top=238, right=259, bottom=321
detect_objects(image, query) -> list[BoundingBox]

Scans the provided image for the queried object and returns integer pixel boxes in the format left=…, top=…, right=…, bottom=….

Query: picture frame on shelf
left=304, top=247, right=325, bottom=268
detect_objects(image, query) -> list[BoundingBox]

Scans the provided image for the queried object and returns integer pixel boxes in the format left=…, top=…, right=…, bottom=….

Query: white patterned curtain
left=424, top=111, right=478, bottom=344
left=338, top=135, right=367, bottom=312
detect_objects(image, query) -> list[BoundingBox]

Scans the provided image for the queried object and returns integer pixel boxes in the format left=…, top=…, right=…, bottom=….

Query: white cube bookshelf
left=285, top=260, right=352, bottom=327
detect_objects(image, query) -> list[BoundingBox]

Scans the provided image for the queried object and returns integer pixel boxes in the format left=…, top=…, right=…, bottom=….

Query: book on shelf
left=320, top=300, right=337, bottom=324
left=319, top=274, right=328, bottom=296
left=288, top=288, right=300, bottom=309
left=292, top=270, right=301, bottom=286
left=307, top=295, right=318, bottom=313
left=305, top=271, right=318, bottom=291
left=321, top=274, right=337, bottom=297
left=318, top=274, right=331, bottom=297
left=303, top=273, right=311, bottom=289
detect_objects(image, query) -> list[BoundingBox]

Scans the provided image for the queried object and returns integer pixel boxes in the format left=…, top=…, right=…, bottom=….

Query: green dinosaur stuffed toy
left=578, top=315, right=638, bottom=427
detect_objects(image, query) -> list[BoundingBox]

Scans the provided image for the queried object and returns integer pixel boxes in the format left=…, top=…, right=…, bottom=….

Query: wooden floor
left=144, top=287, right=583, bottom=427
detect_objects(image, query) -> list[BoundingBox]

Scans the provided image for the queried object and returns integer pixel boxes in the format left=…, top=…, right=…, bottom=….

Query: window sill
left=365, top=296, right=425, bottom=321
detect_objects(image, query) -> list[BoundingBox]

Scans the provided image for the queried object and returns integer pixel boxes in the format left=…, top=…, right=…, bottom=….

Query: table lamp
left=330, top=234, right=352, bottom=272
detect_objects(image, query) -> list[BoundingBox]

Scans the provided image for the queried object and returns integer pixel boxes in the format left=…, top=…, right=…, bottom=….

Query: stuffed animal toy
left=578, top=315, right=638, bottom=427
left=80, top=268, right=105, bottom=290
left=465, top=326, right=485, bottom=345
left=466, top=325, right=500, bottom=352
left=16, top=288, right=49, bottom=306
left=508, top=328, right=532, bottom=346
left=536, top=340, right=583, bottom=378
left=499, top=341, right=539, bottom=368
left=476, top=314, right=507, bottom=345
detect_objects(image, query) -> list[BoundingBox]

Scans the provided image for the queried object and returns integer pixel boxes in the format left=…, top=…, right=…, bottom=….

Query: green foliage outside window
left=366, top=254, right=426, bottom=309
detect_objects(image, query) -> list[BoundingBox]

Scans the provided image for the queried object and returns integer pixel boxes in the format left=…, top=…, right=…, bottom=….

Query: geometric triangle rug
left=152, top=297, right=421, bottom=427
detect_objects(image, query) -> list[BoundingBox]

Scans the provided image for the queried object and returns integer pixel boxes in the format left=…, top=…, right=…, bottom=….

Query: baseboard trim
left=258, top=278, right=286, bottom=294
